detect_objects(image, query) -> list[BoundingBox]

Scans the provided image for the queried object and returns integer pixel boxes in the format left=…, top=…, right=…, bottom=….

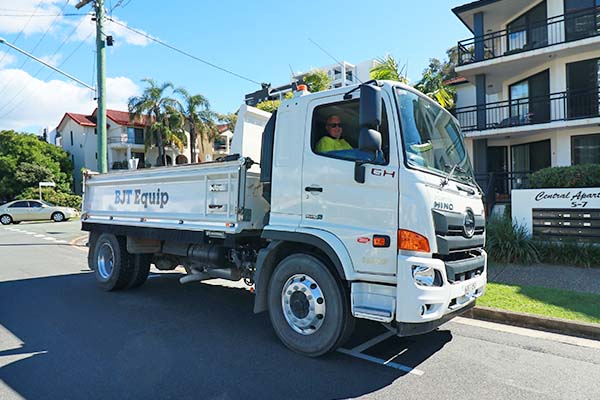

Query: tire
left=267, top=254, right=354, bottom=357
left=91, top=233, right=134, bottom=291
left=126, top=254, right=151, bottom=289
left=51, top=212, right=65, bottom=222
left=87, top=232, right=99, bottom=271
left=0, top=214, right=12, bottom=225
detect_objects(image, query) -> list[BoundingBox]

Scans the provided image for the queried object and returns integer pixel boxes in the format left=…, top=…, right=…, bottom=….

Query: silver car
left=0, top=200, right=79, bottom=225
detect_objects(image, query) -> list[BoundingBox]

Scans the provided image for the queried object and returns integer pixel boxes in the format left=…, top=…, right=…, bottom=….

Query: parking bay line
left=337, top=330, right=424, bottom=375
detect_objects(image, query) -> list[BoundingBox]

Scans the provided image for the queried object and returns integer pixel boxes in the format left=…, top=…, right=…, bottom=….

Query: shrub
left=17, top=188, right=82, bottom=210
left=535, top=240, right=600, bottom=268
left=485, top=217, right=539, bottom=264
left=529, top=164, right=600, bottom=188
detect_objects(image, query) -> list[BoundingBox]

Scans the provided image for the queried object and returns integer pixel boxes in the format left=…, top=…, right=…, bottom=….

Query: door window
left=507, top=1, right=548, bottom=52
left=310, top=99, right=389, bottom=164
left=28, top=201, right=42, bottom=208
left=566, top=57, right=600, bottom=118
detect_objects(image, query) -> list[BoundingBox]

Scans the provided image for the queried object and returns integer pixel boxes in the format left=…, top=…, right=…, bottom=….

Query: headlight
left=412, top=265, right=437, bottom=287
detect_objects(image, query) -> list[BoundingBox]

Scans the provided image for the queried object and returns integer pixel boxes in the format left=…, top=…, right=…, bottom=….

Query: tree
left=415, top=68, right=456, bottom=110
left=256, top=100, right=280, bottom=113
left=302, top=69, right=331, bottom=92
left=0, top=130, right=74, bottom=202
left=128, top=79, right=185, bottom=166
left=370, top=55, right=409, bottom=83
left=175, top=88, right=218, bottom=163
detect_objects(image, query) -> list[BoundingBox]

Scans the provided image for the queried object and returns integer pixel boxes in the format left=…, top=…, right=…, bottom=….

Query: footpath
left=467, top=263, right=600, bottom=340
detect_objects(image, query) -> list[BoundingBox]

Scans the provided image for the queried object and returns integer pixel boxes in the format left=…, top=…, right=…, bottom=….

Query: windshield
left=395, top=88, right=474, bottom=185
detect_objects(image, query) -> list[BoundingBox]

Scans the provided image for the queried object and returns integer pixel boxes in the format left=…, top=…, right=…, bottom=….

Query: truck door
left=301, top=92, right=399, bottom=276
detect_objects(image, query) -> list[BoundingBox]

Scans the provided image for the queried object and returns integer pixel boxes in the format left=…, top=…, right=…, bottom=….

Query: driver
left=315, top=115, right=352, bottom=153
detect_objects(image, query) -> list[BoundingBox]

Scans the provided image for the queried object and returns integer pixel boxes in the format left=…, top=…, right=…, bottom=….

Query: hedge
left=529, top=164, right=600, bottom=188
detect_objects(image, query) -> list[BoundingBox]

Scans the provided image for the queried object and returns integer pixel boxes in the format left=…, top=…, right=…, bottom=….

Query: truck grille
left=432, top=209, right=485, bottom=255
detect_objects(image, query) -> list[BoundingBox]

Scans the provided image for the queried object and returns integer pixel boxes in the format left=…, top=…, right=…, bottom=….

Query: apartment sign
left=512, top=188, right=600, bottom=236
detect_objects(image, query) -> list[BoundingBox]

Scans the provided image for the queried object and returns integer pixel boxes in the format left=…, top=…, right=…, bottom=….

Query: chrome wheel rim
left=97, top=243, right=115, bottom=279
left=53, top=213, right=64, bottom=222
left=281, top=274, right=326, bottom=335
left=0, top=215, right=10, bottom=225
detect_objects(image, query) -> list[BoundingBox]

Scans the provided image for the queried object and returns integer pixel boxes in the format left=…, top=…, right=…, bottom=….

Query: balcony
left=455, top=86, right=600, bottom=132
left=457, top=7, right=600, bottom=66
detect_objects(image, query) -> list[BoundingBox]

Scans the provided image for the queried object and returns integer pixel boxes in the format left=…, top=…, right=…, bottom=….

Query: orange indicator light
left=398, top=229, right=430, bottom=253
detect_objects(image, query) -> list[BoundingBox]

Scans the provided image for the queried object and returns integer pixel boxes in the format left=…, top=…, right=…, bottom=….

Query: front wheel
left=267, top=254, right=354, bottom=357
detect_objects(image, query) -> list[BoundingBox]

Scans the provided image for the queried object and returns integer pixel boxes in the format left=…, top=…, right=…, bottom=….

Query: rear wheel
left=267, top=254, right=354, bottom=357
left=91, top=233, right=134, bottom=291
left=0, top=214, right=12, bottom=225
left=127, top=254, right=151, bottom=289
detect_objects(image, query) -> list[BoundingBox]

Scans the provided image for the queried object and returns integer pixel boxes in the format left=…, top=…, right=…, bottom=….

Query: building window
left=572, top=133, right=600, bottom=164
left=509, top=70, right=550, bottom=125
left=566, top=57, right=600, bottom=118
left=564, top=0, right=600, bottom=41
left=507, top=1, right=548, bottom=52
left=70, top=131, right=73, bottom=146
left=127, top=127, right=144, bottom=144
left=511, top=139, right=551, bottom=173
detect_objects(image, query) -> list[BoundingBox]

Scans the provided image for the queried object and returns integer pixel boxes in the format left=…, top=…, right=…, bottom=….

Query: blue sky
left=0, top=0, right=472, bottom=134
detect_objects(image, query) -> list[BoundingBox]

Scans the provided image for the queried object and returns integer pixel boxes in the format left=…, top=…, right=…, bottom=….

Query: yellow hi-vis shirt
left=316, top=136, right=352, bottom=153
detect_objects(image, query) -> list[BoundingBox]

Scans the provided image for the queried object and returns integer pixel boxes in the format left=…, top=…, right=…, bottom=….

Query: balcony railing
left=458, top=7, right=600, bottom=66
left=475, top=171, right=531, bottom=215
left=455, top=86, right=600, bottom=132
left=108, top=136, right=145, bottom=145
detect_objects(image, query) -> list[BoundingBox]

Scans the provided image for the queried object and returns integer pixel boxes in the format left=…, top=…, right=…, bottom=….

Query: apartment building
left=56, top=109, right=193, bottom=193
left=245, top=60, right=377, bottom=106
left=452, top=0, right=600, bottom=201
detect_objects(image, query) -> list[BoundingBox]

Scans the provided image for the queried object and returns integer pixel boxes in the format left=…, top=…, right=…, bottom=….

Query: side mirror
left=355, top=84, right=383, bottom=183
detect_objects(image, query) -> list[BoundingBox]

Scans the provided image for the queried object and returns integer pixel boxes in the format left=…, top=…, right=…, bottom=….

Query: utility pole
left=76, top=0, right=107, bottom=173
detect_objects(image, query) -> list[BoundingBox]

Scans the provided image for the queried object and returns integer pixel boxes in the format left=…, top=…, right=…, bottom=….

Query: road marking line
left=337, top=348, right=424, bottom=375
left=55, top=240, right=67, bottom=244
left=43, top=237, right=56, bottom=241
left=23, top=231, right=35, bottom=235
left=351, top=331, right=395, bottom=353
left=34, top=234, right=45, bottom=238
left=455, top=317, right=600, bottom=349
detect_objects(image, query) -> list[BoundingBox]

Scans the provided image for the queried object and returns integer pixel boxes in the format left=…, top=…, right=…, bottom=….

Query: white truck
left=82, top=81, right=487, bottom=356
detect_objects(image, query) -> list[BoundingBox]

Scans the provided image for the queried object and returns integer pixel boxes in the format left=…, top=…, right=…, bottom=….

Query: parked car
left=0, top=200, right=79, bottom=225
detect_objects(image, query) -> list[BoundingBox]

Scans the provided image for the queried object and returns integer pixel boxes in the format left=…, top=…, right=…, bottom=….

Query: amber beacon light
left=398, top=229, right=430, bottom=253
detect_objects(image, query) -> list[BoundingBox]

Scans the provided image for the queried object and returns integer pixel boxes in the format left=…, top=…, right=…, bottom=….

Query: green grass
left=478, top=282, right=600, bottom=325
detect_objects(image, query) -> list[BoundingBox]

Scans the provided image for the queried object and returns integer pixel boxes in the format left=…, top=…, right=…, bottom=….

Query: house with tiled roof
left=56, top=109, right=197, bottom=193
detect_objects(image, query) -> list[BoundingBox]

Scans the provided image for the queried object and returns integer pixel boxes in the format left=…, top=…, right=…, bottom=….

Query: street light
left=39, top=182, right=56, bottom=200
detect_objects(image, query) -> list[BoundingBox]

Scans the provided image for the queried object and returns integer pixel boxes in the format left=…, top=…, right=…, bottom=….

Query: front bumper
left=395, top=250, right=487, bottom=325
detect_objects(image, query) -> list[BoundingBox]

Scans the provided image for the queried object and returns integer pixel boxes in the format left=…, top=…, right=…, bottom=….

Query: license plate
left=463, top=282, right=477, bottom=296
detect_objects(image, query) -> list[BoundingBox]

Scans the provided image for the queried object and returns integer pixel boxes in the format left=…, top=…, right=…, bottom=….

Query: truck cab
left=253, top=80, right=486, bottom=344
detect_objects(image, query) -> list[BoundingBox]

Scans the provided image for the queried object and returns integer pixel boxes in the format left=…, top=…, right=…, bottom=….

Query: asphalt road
left=1, top=222, right=600, bottom=400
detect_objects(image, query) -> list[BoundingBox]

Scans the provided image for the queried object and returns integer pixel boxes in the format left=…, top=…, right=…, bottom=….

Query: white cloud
left=0, top=51, right=16, bottom=68
left=38, top=53, right=62, bottom=67
left=0, top=68, right=140, bottom=132
left=0, top=1, right=67, bottom=36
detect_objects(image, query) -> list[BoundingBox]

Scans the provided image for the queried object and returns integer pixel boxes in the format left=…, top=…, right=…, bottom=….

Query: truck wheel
left=87, top=232, right=99, bottom=271
left=267, top=254, right=354, bottom=357
left=92, top=233, right=134, bottom=291
left=127, top=254, right=151, bottom=289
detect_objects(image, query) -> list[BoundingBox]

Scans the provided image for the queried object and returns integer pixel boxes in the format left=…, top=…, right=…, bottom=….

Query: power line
left=106, top=16, right=263, bottom=86
left=0, top=13, right=88, bottom=17
left=0, top=0, right=44, bottom=67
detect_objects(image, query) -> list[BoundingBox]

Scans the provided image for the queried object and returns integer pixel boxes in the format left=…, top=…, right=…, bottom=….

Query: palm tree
left=415, top=68, right=456, bottom=110
left=370, top=55, right=409, bottom=83
left=175, top=88, right=218, bottom=163
left=128, top=79, right=183, bottom=166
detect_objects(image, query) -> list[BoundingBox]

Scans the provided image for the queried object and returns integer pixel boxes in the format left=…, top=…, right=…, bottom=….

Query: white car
left=0, top=200, right=79, bottom=225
